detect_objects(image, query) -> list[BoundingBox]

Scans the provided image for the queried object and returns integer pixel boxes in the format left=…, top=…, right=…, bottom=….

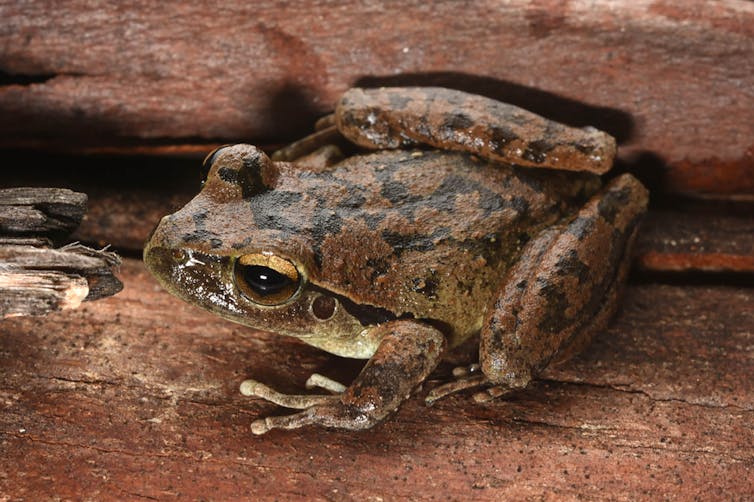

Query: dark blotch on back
left=382, top=227, right=450, bottom=256
left=554, top=249, right=590, bottom=284
left=567, top=216, right=596, bottom=240
left=597, top=186, right=631, bottom=224
left=182, top=228, right=222, bottom=244
left=249, top=191, right=304, bottom=235
left=412, top=276, right=438, bottom=299
left=489, top=126, right=519, bottom=151
left=522, top=140, right=554, bottom=164
left=441, top=112, right=474, bottom=131
left=535, top=278, right=572, bottom=334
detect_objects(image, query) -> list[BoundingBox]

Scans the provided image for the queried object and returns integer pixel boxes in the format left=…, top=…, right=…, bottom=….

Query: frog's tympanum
left=144, top=87, right=648, bottom=434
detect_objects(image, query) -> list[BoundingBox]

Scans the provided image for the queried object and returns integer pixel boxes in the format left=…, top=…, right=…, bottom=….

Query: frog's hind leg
left=335, top=87, right=616, bottom=174
left=477, top=173, right=648, bottom=398
left=428, top=174, right=648, bottom=405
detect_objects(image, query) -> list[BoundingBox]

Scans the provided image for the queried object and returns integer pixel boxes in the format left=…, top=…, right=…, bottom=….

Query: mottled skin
left=144, top=87, right=648, bottom=434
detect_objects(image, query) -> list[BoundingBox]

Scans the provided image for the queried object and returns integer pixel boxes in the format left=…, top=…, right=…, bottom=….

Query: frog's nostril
left=311, top=295, right=337, bottom=320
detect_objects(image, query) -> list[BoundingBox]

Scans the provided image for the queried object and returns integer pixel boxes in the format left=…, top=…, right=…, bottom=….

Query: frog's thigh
left=251, top=320, right=445, bottom=434
left=480, top=174, right=648, bottom=387
left=335, top=87, right=615, bottom=173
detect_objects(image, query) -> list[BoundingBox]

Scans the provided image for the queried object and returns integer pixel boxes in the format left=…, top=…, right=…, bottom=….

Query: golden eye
left=233, top=253, right=302, bottom=306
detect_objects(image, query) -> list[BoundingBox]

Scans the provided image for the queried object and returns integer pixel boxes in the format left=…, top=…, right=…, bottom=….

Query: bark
left=1, top=0, right=752, bottom=195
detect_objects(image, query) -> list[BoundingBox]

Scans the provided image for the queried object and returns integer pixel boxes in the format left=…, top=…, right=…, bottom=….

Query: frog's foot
left=335, top=87, right=616, bottom=174
left=426, top=374, right=487, bottom=405
left=240, top=379, right=345, bottom=435
left=241, top=320, right=445, bottom=435
left=426, top=365, right=533, bottom=405
left=240, top=379, right=339, bottom=409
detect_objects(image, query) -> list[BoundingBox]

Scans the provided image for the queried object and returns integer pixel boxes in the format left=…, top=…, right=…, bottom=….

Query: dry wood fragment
left=0, top=242, right=122, bottom=318
left=0, top=188, right=122, bottom=317
left=0, top=268, right=88, bottom=317
left=0, top=187, right=87, bottom=239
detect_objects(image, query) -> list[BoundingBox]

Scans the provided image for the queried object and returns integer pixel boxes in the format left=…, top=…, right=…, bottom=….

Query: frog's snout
left=143, top=211, right=189, bottom=278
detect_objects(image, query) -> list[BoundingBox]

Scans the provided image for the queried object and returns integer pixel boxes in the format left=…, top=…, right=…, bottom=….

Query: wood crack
left=540, top=378, right=754, bottom=412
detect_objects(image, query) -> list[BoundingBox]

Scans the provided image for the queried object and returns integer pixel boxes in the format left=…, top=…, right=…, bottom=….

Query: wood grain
left=0, top=259, right=751, bottom=499
left=0, top=188, right=122, bottom=317
left=1, top=0, right=753, bottom=195
left=0, top=187, right=86, bottom=239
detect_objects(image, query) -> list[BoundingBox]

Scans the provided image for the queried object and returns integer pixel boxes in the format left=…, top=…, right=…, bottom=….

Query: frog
left=143, top=87, right=648, bottom=434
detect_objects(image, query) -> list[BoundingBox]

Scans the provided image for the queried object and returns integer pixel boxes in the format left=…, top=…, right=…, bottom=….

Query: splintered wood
left=0, top=188, right=122, bottom=318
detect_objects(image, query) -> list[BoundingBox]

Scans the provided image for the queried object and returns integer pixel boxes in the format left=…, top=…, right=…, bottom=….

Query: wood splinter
left=0, top=187, right=123, bottom=319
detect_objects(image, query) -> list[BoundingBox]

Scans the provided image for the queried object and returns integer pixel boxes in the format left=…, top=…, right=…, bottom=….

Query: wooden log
left=0, top=188, right=122, bottom=316
left=0, top=243, right=122, bottom=318
left=0, top=187, right=87, bottom=239
left=0, top=268, right=89, bottom=317
left=1, top=0, right=752, bottom=196
left=0, top=259, right=751, bottom=498
left=636, top=205, right=754, bottom=273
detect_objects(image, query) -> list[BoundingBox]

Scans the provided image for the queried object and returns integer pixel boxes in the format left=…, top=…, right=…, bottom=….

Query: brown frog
left=144, top=87, right=648, bottom=434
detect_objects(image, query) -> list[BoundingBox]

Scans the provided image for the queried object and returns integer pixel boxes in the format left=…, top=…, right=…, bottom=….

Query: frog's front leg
left=335, top=87, right=616, bottom=174
left=428, top=173, right=648, bottom=403
left=242, top=320, right=445, bottom=434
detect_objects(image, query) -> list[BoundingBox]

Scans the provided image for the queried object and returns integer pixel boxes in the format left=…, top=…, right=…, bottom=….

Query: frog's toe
left=472, top=385, right=511, bottom=403
left=425, top=374, right=488, bottom=405
left=305, top=373, right=347, bottom=393
left=451, top=363, right=481, bottom=378
left=240, top=379, right=337, bottom=409
left=249, top=410, right=319, bottom=435
left=250, top=400, right=386, bottom=434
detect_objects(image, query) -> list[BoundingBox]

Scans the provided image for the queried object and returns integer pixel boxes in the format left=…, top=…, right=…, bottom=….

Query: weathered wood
left=1, top=0, right=753, bottom=196
left=0, top=259, right=751, bottom=499
left=0, top=187, right=122, bottom=317
left=0, top=268, right=88, bottom=317
left=0, top=187, right=87, bottom=238
left=0, top=243, right=122, bottom=317
left=635, top=202, right=754, bottom=273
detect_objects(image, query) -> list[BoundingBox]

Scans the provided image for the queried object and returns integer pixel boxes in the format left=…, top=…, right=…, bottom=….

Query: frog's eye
left=233, top=253, right=302, bottom=306
left=200, top=145, right=231, bottom=184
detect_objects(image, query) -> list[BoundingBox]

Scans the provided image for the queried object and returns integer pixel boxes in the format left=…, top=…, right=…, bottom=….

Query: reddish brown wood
left=635, top=206, right=754, bottom=273
left=1, top=0, right=753, bottom=196
left=0, top=259, right=752, bottom=499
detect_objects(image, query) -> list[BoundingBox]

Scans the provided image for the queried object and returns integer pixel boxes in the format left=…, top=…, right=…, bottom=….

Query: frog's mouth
left=308, top=284, right=453, bottom=336
left=308, top=284, right=401, bottom=327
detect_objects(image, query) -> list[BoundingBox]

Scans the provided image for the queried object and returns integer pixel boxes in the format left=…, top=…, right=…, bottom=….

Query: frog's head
left=144, top=144, right=386, bottom=359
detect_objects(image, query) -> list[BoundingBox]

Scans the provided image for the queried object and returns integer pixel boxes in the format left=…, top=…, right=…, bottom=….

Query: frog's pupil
left=244, top=265, right=291, bottom=295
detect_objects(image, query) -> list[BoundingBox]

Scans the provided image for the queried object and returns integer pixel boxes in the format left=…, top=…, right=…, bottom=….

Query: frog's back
left=265, top=149, right=599, bottom=343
